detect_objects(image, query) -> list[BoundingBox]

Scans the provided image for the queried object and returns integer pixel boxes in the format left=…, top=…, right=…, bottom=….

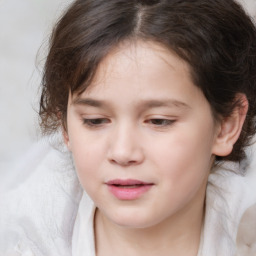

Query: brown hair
left=40, top=0, right=256, bottom=162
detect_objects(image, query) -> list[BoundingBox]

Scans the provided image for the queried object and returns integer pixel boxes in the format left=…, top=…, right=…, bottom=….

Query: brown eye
left=82, top=118, right=109, bottom=127
left=147, top=119, right=175, bottom=126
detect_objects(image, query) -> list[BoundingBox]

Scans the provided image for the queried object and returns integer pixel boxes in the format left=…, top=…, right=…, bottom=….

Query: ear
left=212, top=94, right=248, bottom=157
left=62, top=129, right=72, bottom=151
left=58, top=110, right=72, bottom=151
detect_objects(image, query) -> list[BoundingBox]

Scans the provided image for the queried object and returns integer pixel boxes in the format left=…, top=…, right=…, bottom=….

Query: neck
left=95, top=185, right=206, bottom=256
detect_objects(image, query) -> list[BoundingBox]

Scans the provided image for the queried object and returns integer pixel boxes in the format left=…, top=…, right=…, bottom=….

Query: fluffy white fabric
left=0, top=137, right=82, bottom=256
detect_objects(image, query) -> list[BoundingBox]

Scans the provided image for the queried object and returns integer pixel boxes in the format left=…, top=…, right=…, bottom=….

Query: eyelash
left=146, top=118, right=176, bottom=127
left=82, top=118, right=176, bottom=128
left=82, top=118, right=109, bottom=127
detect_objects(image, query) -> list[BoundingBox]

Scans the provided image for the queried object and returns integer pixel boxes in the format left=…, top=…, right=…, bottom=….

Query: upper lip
left=106, top=179, right=154, bottom=186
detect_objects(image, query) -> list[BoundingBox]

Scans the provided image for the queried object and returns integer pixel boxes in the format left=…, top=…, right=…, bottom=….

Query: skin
left=64, top=41, right=247, bottom=256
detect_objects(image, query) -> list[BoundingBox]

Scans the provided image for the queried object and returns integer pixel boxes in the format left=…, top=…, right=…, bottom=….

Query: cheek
left=154, top=140, right=211, bottom=211
left=72, top=151, right=100, bottom=199
left=68, top=132, right=108, bottom=190
left=71, top=140, right=100, bottom=172
left=151, top=127, right=214, bottom=189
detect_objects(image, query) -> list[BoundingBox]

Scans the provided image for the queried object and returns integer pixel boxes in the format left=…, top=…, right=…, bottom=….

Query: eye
left=147, top=118, right=175, bottom=126
left=82, top=118, right=110, bottom=127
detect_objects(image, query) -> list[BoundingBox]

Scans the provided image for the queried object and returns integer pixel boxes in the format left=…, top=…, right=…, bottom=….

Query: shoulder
left=0, top=136, right=83, bottom=256
left=202, top=142, right=256, bottom=255
left=236, top=203, right=256, bottom=256
left=236, top=143, right=256, bottom=255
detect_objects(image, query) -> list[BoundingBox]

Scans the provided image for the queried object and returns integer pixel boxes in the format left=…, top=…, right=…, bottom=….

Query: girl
left=1, top=0, right=256, bottom=255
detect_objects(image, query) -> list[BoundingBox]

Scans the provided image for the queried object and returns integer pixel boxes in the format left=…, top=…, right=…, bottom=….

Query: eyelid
left=145, top=117, right=177, bottom=127
left=82, top=117, right=110, bottom=127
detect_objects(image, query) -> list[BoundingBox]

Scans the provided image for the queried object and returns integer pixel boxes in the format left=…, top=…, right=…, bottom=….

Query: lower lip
left=107, top=184, right=153, bottom=200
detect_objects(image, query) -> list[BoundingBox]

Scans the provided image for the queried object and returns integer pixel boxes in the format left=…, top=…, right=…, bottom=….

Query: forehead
left=79, top=40, right=194, bottom=97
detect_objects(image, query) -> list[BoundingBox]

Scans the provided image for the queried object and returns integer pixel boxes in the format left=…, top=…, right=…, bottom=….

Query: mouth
left=106, top=179, right=154, bottom=200
left=112, top=184, right=144, bottom=188
left=106, top=179, right=153, bottom=187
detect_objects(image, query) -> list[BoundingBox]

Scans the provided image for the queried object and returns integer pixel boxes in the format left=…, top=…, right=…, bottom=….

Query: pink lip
left=106, top=179, right=154, bottom=200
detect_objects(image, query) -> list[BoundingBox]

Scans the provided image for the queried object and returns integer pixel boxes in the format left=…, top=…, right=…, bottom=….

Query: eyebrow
left=72, top=98, right=106, bottom=108
left=72, top=97, right=190, bottom=110
left=140, top=99, right=190, bottom=109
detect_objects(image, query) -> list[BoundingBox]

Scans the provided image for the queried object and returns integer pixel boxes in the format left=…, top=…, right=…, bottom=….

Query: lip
left=106, top=179, right=154, bottom=200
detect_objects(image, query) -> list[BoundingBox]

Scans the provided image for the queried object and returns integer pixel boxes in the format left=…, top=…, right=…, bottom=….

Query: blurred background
left=0, top=0, right=72, bottom=172
left=0, top=0, right=255, bottom=172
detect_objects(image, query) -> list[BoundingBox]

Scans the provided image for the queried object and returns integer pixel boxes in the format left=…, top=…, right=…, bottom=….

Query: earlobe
left=212, top=94, right=248, bottom=157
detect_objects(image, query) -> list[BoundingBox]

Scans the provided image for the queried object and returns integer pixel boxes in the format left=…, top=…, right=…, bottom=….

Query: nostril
left=109, top=157, right=141, bottom=166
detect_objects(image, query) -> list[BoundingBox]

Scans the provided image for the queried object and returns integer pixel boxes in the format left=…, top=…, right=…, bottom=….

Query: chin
left=105, top=210, right=162, bottom=229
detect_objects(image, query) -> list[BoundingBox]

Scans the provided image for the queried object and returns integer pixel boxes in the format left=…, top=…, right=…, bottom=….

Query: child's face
left=65, top=41, right=220, bottom=229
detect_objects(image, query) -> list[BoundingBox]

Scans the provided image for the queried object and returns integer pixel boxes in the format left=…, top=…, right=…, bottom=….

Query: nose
left=107, top=123, right=144, bottom=166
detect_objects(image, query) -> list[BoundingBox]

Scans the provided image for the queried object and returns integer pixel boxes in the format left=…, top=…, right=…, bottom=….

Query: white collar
left=72, top=192, right=96, bottom=256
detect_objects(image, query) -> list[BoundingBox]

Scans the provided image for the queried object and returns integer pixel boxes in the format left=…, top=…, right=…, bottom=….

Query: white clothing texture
left=0, top=137, right=83, bottom=256
left=0, top=138, right=256, bottom=256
